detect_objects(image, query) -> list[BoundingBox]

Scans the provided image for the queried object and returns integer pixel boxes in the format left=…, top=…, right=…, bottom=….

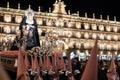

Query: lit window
left=4, top=14, right=11, bottom=22
left=62, top=52, right=66, bottom=57
left=70, top=52, right=76, bottom=59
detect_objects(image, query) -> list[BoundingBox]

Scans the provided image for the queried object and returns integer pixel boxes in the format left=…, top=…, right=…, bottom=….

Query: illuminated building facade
left=0, top=0, right=120, bottom=61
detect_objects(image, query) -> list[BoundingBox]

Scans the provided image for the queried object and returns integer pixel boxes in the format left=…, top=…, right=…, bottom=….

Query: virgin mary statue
left=19, top=8, right=40, bottom=50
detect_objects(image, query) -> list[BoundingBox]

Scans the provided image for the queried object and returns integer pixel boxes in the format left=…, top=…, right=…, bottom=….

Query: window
left=70, top=52, right=76, bottom=59
left=117, top=54, right=120, bottom=61
left=79, top=52, right=87, bottom=61
left=62, top=51, right=66, bottom=57
left=101, top=54, right=107, bottom=60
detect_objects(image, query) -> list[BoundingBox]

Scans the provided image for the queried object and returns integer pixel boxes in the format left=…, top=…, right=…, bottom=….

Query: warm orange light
left=36, top=18, right=43, bottom=25
left=113, top=26, right=118, bottom=32
left=84, top=23, right=89, bottom=30
left=76, top=22, right=81, bottom=28
left=4, top=25, right=11, bottom=33
left=84, top=32, right=89, bottom=39
left=46, top=19, right=52, bottom=26
left=4, top=14, right=11, bottom=22
left=106, top=26, right=111, bottom=32
left=91, top=24, right=97, bottom=30
left=76, top=32, right=81, bottom=38
left=15, top=15, right=22, bottom=23
left=99, top=24, right=104, bottom=31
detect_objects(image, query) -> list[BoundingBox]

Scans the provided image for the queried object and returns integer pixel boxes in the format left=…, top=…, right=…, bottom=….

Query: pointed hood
left=59, top=53, right=66, bottom=71
left=42, top=54, right=52, bottom=70
left=66, top=56, right=73, bottom=78
left=31, top=53, right=38, bottom=71
left=67, top=56, right=72, bottom=72
left=107, top=54, right=119, bottom=80
left=46, top=53, right=52, bottom=71
left=0, top=64, right=10, bottom=80
left=16, top=45, right=30, bottom=80
left=33, top=53, right=42, bottom=80
left=81, top=38, right=98, bottom=80
left=24, top=52, right=30, bottom=70
left=31, top=55, right=35, bottom=71
left=109, top=54, right=116, bottom=72
left=52, top=53, right=57, bottom=72
left=43, top=55, right=46, bottom=70
left=39, top=55, right=43, bottom=70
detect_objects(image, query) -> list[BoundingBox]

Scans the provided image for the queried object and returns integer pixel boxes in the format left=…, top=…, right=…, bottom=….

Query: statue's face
left=25, top=9, right=34, bottom=19
left=28, top=12, right=33, bottom=20
left=28, top=12, right=32, bottom=17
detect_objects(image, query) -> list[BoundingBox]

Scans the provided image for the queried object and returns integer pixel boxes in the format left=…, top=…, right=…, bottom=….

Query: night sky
left=0, top=0, right=120, bottom=21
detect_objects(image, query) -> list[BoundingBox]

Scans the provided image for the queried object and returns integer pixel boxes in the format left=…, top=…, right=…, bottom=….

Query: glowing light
left=106, top=35, right=111, bottom=40
left=92, top=33, right=97, bottom=39
left=113, top=45, right=118, bottom=50
left=36, top=18, right=43, bottom=25
left=99, top=34, right=104, bottom=40
left=46, top=19, right=52, bottom=26
left=113, top=35, right=118, bottom=41
left=76, top=22, right=81, bottom=28
left=4, top=25, right=11, bottom=33
left=91, top=24, right=97, bottom=30
left=55, top=20, right=60, bottom=27
left=106, top=26, right=111, bottom=32
left=107, top=44, right=112, bottom=50
left=84, top=23, right=89, bottom=30
left=67, top=21, right=72, bottom=27
left=84, top=32, right=89, bottom=39
left=4, top=14, right=11, bottom=22
left=15, top=15, right=22, bottom=23
left=113, top=26, right=118, bottom=32
left=84, top=42, right=90, bottom=49
left=38, top=28, right=42, bottom=35
left=76, top=32, right=81, bottom=38
left=76, top=42, right=81, bottom=48
left=99, top=25, right=104, bottom=31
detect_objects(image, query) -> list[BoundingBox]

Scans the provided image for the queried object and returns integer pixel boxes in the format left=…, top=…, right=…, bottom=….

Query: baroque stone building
left=0, top=0, right=120, bottom=61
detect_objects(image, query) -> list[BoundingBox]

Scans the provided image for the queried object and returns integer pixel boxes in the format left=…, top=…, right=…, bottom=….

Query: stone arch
left=57, top=39, right=69, bottom=50
left=53, top=39, right=69, bottom=56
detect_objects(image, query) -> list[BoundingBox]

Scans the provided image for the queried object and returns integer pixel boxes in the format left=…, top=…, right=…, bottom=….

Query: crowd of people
left=1, top=56, right=119, bottom=80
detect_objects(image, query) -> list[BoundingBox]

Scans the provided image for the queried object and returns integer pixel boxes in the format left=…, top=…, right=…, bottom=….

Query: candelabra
left=42, top=28, right=61, bottom=53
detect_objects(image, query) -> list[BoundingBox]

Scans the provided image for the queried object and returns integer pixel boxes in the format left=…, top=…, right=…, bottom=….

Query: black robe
left=19, top=16, right=40, bottom=50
